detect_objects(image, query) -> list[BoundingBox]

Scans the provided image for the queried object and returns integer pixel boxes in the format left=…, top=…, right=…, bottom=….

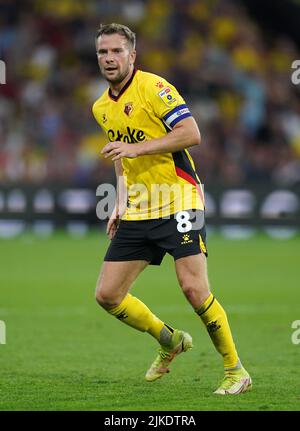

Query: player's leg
left=96, top=260, right=148, bottom=309
left=96, top=260, right=176, bottom=346
left=99, top=219, right=193, bottom=382
left=175, top=253, right=238, bottom=366
left=175, top=253, right=252, bottom=394
left=96, top=260, right=192, bottom=381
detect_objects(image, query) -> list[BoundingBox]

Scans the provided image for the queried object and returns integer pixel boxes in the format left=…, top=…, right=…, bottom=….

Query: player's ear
left=130, top=49, right=136, bottom=65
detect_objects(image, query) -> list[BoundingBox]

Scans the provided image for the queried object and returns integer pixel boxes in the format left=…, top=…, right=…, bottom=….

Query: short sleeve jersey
left=92, top=69, right=204, bottom=220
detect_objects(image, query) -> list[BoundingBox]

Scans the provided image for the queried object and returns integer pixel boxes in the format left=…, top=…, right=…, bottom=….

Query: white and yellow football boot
left=214, top=366, right=252, bottom=395
left=145, top=330, right=193, bottom=382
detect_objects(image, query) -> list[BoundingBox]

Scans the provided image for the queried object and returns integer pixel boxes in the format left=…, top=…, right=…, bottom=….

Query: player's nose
left=105, top=52, right=116, bottom=63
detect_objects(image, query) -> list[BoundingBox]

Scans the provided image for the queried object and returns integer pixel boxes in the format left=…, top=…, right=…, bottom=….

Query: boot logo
left=116, top=312, right=128, bottom=320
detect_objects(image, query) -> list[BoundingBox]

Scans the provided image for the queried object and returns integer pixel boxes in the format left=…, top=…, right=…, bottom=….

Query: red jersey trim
left=175, top=166, right=205, bottom=206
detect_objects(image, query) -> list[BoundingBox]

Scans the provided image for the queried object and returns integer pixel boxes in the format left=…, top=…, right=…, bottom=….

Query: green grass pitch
left=0, top=231, right=299, bottom=411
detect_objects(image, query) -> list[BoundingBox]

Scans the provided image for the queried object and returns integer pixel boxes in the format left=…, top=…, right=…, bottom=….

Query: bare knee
left=95, top=289, right=115, bottom=309
left=94, top=261, right=147, bottom=310
left=179, top=277, right=210, bottom=309
left=95, top=279, right=122, bottom=310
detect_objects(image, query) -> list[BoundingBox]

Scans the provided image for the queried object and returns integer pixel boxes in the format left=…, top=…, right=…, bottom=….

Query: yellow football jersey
left=92, top=69, right=204, bottom=220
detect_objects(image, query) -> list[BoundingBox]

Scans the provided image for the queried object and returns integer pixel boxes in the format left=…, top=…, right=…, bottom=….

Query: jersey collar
left=108, top=68, right=137, bottom=102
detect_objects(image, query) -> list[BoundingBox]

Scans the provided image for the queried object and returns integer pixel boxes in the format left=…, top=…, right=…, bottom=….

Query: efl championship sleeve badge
left=157, top=87, right=177, bottom=107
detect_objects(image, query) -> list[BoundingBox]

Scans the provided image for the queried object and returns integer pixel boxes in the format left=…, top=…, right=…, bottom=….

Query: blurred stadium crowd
left=1, top=0, right=300, bottom=187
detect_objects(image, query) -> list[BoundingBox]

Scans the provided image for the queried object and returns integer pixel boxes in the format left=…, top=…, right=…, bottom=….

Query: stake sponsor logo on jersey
left=107, top=126, right=145, bottom=143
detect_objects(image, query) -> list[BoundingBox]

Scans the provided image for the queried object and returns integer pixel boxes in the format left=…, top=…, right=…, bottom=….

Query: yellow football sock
left=195, top=293, right=239, bottom=369
left=108, top=293, right=172, bottom=344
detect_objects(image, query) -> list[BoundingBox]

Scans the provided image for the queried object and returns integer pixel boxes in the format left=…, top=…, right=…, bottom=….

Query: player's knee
left=181, top=284, right=200, bottom=303
left=95, top=286, right=118, bottom=309
left=95, top=275, right=110, bottom=307
left=180, top=278, right=210, bottom=306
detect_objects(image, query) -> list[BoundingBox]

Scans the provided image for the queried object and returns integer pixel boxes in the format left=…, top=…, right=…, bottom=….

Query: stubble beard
left=102, top=63, right=132, bottom=85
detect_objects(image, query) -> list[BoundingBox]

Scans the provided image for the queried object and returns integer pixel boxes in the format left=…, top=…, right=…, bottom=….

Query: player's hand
left=106, top=203, right=126, bottom=240
left=101, top=141, right=141, bottom=161
left=106, top=214, right=119, bottom=240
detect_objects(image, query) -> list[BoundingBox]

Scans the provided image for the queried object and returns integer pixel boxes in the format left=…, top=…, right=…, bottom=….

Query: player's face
left=96, top=34, right=136, bottom=85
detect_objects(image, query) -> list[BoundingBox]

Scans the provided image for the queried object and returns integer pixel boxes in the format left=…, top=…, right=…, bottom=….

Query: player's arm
left=106, top=160, right=127, bottom=239
left=137, top=116, right=201, bottom=156
left=101, top=116, right=200, bottom=161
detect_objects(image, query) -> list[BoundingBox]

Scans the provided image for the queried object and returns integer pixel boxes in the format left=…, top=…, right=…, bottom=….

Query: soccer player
left=92, top=23, right=252, bottom=395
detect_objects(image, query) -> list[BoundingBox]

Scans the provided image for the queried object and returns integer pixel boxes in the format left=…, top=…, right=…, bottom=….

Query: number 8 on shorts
left=176, top=211, right=192, bottom=233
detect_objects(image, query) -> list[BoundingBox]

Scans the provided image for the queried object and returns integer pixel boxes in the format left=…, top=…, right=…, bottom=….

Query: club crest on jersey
left=158, top=87, right=177, bottom=107
left=124, top=102, right=134, bottom=116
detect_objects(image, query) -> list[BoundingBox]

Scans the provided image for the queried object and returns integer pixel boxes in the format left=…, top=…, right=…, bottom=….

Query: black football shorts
left=104, top=209, right=208, bottom=266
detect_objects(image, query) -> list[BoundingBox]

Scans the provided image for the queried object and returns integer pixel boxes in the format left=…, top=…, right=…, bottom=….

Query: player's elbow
left=175, top=118, right=201, bottom=147
left=187, top=128, right=201, bottom=147
left=185, top=120, right=201, bottom=146
left=185, top=117, right=201, bottom=146
left=181, top=127, right=201, bottom=148
left=192, top=129, right=201, bottom=146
